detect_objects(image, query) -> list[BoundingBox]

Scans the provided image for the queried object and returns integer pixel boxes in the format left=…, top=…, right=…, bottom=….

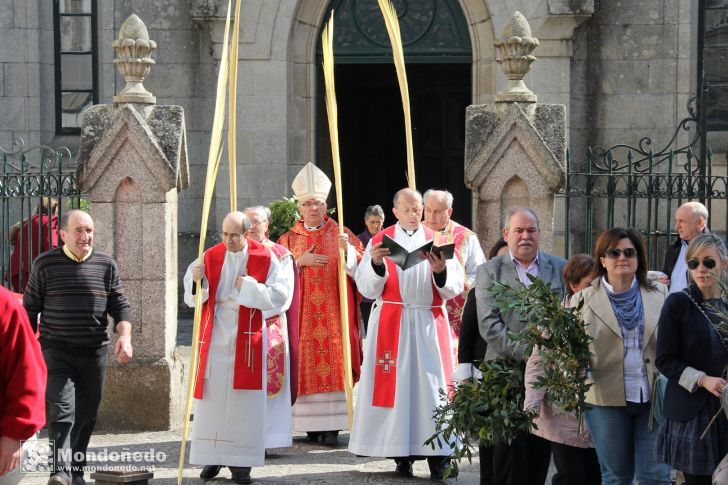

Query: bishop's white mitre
left=291, top=162, right=331, bottom=203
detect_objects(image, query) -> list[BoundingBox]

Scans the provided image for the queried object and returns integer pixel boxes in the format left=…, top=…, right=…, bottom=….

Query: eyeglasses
left=220, top=232, right=243, bottom=240
left=605, top=248, right=637, bottom=259
left=687, top=258, right=717, bottom=270
left=396, top=206, right=423, bottom=215
left=301, top=200, right=325, bottom=209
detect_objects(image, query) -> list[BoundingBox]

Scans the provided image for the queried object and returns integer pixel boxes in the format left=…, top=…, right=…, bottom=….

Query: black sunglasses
left=687, top=258, right=717, bottom=270
left=605, top=248, right=637, bottom=259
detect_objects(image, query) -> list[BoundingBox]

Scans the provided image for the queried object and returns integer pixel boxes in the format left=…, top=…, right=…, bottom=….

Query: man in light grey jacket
left=475, top=207, right=566, bottom=485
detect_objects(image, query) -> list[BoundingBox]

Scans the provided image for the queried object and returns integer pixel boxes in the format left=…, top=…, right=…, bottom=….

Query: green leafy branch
left=267, top=197, right=337, bottom=241
left=492, top=275, right=593, bottom=419
left=267, top=197, right=300, bottom=241
left=426, top=274, right=592, bottom=464
left=425, top=359, right=536, bottom=463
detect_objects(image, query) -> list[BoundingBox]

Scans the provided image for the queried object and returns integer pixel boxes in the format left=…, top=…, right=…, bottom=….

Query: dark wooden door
left=317, top=63, right=472, bottom=234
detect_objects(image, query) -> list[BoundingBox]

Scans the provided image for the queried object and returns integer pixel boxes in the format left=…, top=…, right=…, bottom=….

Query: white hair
left=423, top=189, right=453, bottom=209
left=245, top=205, right=271, bottom=221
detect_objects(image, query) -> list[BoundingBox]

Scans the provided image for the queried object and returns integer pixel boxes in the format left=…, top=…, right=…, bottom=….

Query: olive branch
left=426, top=274, right=593, bottom=464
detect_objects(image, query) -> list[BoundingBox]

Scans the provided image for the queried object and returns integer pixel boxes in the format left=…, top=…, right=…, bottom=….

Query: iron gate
left=1, top=138, right=85, bottom=292
left=563, top=107, right=727, bottom=270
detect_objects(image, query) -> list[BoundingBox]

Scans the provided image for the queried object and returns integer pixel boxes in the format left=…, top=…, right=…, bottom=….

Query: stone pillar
left=464, top=12, right=566, bottom=254
left=77, top=14, right=190, bottom=431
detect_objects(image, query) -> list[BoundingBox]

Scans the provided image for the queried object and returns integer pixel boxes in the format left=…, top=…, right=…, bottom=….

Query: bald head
left=61, top=209, right=92, bottom=231
left=59, top=210, right=94, bottom=259
left=675, top=201, right=708, bottom=241
left=221, top=211, right=250, bottom=252
left=392, top=188, right=423, bottom=231
left=392, top=188, right=422, bottom=207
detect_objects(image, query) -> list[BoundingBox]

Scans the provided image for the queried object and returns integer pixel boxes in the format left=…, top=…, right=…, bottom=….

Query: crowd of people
left=1, top=161, right=727, bottom=485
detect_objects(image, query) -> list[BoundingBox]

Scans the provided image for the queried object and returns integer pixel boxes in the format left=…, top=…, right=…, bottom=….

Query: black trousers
left=682, top=473, right=713, bottom=485
left=550, top=441, right=601, bottom=485
left=393, top=455, right=450, bottom=473
left=492, top=431, right=551, bottom=485
left=479, top=442, right=494, bottom=485
left=360, top=301, right=373, bottom=338
left=42, top=345, right=107, bottom=478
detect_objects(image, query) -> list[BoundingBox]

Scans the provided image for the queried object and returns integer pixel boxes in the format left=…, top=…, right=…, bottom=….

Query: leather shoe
left=47, top=473, right=70, bottom=485
left=394, top=459, right=414, bottom=478
left=230, top=466, right=252, bottom=484
left=322, top=431, right=339, bottom=446
left=199, top=465, right=223, bottom=480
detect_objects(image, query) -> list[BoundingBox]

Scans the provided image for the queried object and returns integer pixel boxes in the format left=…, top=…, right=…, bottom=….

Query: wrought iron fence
left=563, top=109, right=727, bottom=270
left=1, top=138, right=85, bottom=292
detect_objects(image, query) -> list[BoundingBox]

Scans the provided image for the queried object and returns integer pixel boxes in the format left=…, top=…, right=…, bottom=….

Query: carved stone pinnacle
left=495, top=11, right=539, bottom=103
left=112, top=14, right=157, bottom=104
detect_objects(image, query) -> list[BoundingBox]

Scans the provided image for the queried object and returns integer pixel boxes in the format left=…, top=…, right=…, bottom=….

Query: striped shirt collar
left=63, top=244, right=93, bottom=262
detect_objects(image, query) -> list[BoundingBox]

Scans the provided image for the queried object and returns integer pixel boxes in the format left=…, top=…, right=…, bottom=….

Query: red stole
left=440, top=221, right=475, bottom=338
left=194, top=239, right=271, bottom=399
left=264, top=240, right=301, bottom=405
left=369, top=225, right=454, bottom=408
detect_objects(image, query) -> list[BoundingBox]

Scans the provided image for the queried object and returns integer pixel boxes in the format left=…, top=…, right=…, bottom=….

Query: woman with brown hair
left=573, top=227, right=671, bottom=484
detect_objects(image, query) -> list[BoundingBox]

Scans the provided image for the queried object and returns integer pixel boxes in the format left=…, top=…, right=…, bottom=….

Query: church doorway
left=314, top=0, right=473, bottom=234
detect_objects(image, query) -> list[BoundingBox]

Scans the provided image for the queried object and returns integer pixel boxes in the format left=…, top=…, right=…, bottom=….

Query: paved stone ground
left=18, top=317, right=559, bottom=484
left=18, top=429, right=481, bottom=484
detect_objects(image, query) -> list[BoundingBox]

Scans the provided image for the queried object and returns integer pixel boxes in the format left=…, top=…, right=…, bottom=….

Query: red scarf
left=194, top=239, right=271, bottom=399
left=369, top=225, right=454, bottom=407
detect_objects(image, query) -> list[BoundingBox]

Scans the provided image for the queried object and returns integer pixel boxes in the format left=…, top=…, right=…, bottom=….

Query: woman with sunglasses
left=572, top=227, right=671, bottom=484
left=655, top=233, right=728, bottom=485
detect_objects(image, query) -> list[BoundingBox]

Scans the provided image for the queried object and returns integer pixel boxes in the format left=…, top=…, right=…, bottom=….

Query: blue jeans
left=584, top=402, right=671, bottom=485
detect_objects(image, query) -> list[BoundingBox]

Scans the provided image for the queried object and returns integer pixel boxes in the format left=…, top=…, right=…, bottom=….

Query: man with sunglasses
left=183, top=211, right=289, bottom=484
left=475, top=207, right=566, bottom=485
left=661, top=201, right=709, bottom=293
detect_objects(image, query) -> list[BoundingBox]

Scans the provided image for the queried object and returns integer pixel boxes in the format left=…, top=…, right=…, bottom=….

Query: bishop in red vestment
left=277, top=163, right=363, bottom=446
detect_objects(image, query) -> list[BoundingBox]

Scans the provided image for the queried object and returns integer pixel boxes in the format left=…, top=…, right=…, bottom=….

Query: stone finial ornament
left=112, top=14, right=157, bottom=104
left=494, top=11, right=539, bottom=103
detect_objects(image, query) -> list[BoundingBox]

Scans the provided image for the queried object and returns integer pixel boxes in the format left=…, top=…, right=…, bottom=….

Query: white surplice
left=263, top=251, right=294, bottom=448
left=348, top=223, right=464, bottom=457
left=461, top=232, right=486, bottom=287
left=183, top=245, right=288, bottom=467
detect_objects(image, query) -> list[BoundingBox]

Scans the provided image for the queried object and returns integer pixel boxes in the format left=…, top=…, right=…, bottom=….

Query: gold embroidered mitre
left=291, top=162, right=332, bottom=203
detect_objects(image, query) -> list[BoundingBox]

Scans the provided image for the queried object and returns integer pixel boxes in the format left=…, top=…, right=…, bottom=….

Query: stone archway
left=287, top=0, right=497, bottom=229
left=287, top=0, right=497, bottom=170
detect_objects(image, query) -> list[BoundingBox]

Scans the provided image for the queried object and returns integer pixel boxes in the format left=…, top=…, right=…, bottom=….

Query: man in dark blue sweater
left=24, top=210, right=132, bottom=485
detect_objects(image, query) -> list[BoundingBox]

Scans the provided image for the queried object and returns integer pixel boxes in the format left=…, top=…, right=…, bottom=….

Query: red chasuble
left=194, top=239, right=271, bottom=399
left=369, top=225, right=454, bottom=408
left=277, top=217, right=363, bottom=396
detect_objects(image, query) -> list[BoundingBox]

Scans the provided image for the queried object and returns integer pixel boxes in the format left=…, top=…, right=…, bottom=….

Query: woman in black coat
left=656, top=233, right=728, bottom=485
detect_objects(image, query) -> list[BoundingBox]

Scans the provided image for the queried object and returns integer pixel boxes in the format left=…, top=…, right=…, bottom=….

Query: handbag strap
left=682, top=289, right=728, bottom=352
